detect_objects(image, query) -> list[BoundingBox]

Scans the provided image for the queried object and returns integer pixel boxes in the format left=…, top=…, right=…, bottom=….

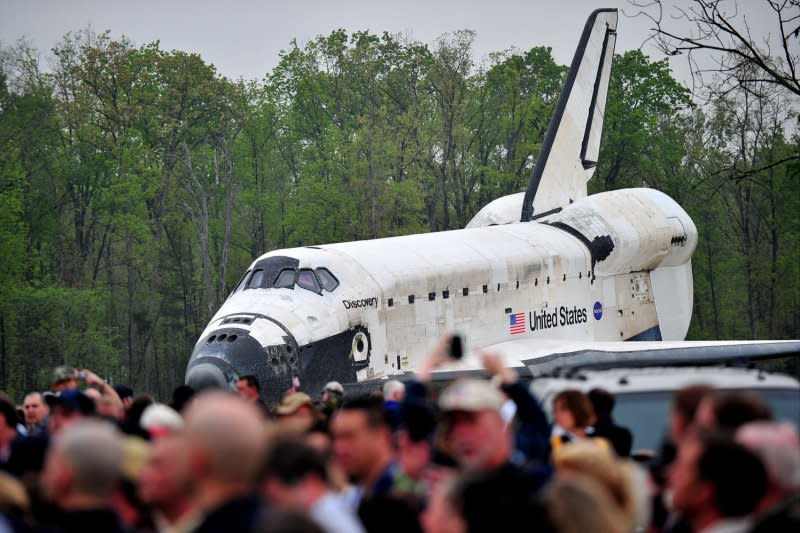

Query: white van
left=530, top=366, right=800, bottom=454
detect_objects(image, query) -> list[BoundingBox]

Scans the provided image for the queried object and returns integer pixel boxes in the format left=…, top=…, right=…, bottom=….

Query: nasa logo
left=593, top=301, right=603, bottom=320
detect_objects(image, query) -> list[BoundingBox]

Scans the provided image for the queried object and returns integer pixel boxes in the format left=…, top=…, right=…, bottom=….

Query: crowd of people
left=0, top=335, right=798, bottom=533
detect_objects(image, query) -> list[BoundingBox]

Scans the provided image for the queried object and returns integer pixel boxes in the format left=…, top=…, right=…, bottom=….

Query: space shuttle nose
left=185, top=318, right=299, bottom=401
left=186, top=362, right=228, bottom=391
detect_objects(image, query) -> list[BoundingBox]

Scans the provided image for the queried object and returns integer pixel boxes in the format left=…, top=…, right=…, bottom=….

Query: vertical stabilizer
left=521, top=9, right=618, bottom=222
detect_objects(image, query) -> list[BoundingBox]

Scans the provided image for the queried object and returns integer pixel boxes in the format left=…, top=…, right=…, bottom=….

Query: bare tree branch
left=631, top=0, right=800, bottom=97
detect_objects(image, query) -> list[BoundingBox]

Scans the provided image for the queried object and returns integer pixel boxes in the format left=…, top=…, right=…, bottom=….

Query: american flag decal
left=508, top=312, right=526, bottom=335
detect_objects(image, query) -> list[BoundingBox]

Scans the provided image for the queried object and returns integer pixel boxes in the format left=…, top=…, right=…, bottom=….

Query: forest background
left=1, top=11, right=798, bottom=399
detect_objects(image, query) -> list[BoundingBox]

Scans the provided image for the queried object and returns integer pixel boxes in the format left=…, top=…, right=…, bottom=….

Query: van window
left=610, top=388, right=800, bottom=453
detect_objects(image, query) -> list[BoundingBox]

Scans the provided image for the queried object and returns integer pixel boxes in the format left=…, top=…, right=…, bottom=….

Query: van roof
left=531, top=366, right=800, bottom=396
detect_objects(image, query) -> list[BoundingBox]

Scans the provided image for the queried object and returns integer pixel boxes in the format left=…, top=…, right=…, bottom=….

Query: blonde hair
left=540, top=475, right=626, bottom=533
left=553, top=440, right=638, bottom=531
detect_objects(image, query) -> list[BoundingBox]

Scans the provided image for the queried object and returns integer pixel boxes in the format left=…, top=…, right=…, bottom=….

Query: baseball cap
left=324, top=381, right=344, bottom=395
left=52, top=366, right=76, bottom=385
left=139, top=403, right=184, bottom=437
left=275, top=392, right=314, bottom=416
left=438, top=379, right=505, bottom=413
left=45, top=388, right=95, bottom=415
left=113, top=384, right=134, bottom=400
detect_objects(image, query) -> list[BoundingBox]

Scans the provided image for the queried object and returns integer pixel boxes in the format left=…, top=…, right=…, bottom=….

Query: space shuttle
left=185, top=9, right=799, bottom=400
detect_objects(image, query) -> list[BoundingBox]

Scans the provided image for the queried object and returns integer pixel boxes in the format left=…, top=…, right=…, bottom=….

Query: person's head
left=736, top=421, right=800, bottom=501
left=182, top=391, right=266, bottom=494
left=669, top=431, right=767, bottom=525
left=23, top=392, right=49, bottom=428
left=695, top=390, right=772, bottom=433
left=139, top=403, right=184, bottom=438
left=553, top=389, right=595, bottom=433
left=540, top=475, right=625, bottom=533
left=439, top=379, right=510, bottom=472
left=45, top=388, right=95, bottom=435
left=113, top=385, right=135, bottom=410
left=114, top=436, right=151, bottom=528
left=322, top=381, right=344, bottom=403
left=553, top=440, right=637, bottom=530
left=138, top=432, right=192, bottom=511
left=51, top=366, right=78, bottom=392
left=259, top=436, right=329, bottom=509
left=588, top=388, right=615, bottom=420
left=383, top=380, right=405, bottom=402
left=169, top=385, right=195, bottom=413
left=40, top=419, right=123, bottom=508
left=0, top=395, right=17, bottom=445
left=669, top=384, right=714, bottom=443
left=331, top=395, right=393, bottom=484
left=397, top=429, right=434, bottom=481
left=275, top=393, right=317, bottom=432
left=237, top=375, right=261, bottom=402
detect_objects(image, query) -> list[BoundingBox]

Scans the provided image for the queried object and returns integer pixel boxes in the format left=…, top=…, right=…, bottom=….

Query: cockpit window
left=238, top=256, right=338, bottom=296
left=274, top=269, right=296, bottom=289
left=316, top=268, right=339, bottom=292
left=247, top=269, right=265, bottom=289
left=296, top=269, right=321, bottom=294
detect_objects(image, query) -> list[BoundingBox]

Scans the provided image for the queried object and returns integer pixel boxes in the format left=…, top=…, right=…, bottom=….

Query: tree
left=593, top=50, right=693, bottom=194
left=633, top=0, right=800, bottom=97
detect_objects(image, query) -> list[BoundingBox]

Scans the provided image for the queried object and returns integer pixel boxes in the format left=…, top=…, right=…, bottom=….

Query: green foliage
left=0, top=28, right=797, bottom=399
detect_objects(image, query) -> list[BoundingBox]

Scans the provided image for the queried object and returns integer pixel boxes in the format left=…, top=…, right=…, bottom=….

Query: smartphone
left=448, top=334, right=464, bottom=360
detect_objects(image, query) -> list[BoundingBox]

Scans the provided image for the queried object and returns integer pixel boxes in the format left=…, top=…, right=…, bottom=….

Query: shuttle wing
left=521, top=9, right=618, bottom=221
left=423, top=339, right=800, bottom=381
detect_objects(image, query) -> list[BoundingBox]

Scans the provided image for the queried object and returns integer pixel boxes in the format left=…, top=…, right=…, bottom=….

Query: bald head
left=183, top=391, right=266, bottom=486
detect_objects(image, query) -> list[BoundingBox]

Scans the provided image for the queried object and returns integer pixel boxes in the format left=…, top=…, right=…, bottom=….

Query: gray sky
left=0, top=0, right=775, bottom=86
left=1, top=1, right=673, bottom=77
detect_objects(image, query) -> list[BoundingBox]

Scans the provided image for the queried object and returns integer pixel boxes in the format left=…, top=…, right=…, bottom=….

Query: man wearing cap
left=51, top=366, right=124, bottom=414
left=45, top=389, right=96, bottom=436
left=439, top=382, right=551, bottom=530
left=52, top=366, right=79, bottom=392
left=323, top=381, right=344, bottom=402
left=416, top=340, right=551, bottom=532
left=275, top=392, right=318, bottom=432
left=321, top=381, right=344, bottom=423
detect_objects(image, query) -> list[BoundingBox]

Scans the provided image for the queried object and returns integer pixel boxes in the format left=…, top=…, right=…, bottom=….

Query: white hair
left=382, top=380, right=405, bottom=401
left=736, top=421, right=800, bottom=490
left=55, top=419, right=122, bottom=497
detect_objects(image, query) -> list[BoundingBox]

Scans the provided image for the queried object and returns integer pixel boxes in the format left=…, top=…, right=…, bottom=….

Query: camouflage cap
left=275, top=392, right=314, bottom=416
left=52, top=366, right=76, bottom=384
